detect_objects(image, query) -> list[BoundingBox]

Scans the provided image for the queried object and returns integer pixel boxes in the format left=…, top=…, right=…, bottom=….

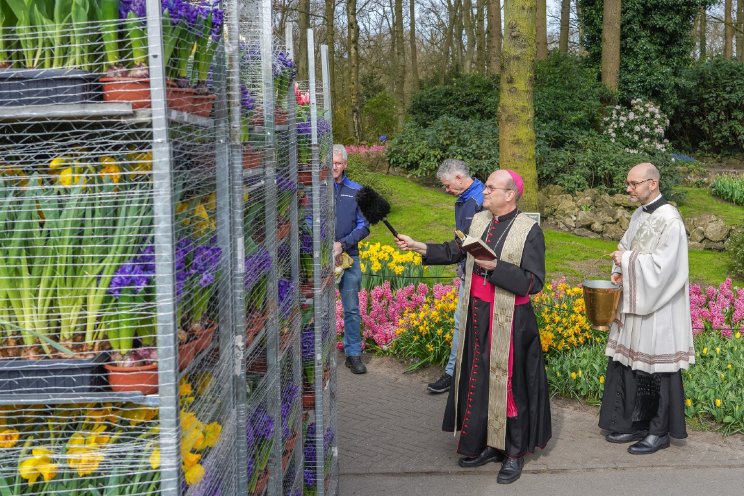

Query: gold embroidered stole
left=453, top=211, right=535, bottom=449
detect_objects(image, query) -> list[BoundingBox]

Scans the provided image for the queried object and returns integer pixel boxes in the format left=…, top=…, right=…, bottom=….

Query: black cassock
left=424, top=209, right=552, bottom=457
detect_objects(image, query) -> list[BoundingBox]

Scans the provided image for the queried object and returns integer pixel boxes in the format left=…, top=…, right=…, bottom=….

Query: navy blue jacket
left=334, top=174, right=370, bottom=256
left=455, top=178, right=485, bottom=235
left=454, top=178, right=485, bottom=275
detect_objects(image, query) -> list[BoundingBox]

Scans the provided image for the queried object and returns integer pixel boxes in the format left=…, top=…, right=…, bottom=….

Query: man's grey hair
left=333, top=144, right=348, bottom=161
left=436, top=159, right=470, bottom=180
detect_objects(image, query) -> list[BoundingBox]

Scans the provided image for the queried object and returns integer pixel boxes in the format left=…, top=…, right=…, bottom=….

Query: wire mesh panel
left=298, top=31, right=338, bottom=496
left=0, top=1, right=231, bottom=495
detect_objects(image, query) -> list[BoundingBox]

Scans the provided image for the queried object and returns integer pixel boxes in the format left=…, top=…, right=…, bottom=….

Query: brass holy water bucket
left=582, top=280, right=622, bottom=331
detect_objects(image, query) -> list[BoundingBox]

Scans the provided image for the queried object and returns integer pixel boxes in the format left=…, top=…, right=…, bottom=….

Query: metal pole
left=145, top=0, right=179, bottom=493
left=224, top=0, right=249, bottom=494
left=261, top=0, right=281, bottom=494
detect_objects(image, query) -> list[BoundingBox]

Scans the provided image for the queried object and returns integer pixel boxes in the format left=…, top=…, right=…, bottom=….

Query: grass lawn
left=356, top=172, right=742, bottom=288
left=675, top=186, right=744, bottom=226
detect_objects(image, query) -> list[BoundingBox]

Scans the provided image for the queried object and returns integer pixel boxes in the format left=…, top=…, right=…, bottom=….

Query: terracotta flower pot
left=178, top=340, right=199, bottom=372
left=194, top=323, right=217, bottom=354
left=277, top=222, right=291, bottom=241
left=246, top=311, right=269, bottom=347
left=242, top=145, right=262, bottom=170
left=105, top=362, right=158, bottom=395
left=302, top=391, right=315, bottom=409
left=297, top=166, right=329, bottom=186
left=165, top=84, right=194, bottom=113
left=189, top=93, right=215, bottom=117
left=100, top=77, right=151, bottom=109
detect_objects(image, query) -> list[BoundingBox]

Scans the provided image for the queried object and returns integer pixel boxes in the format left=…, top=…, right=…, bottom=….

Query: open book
left=455, top=230, right=497, bottom=261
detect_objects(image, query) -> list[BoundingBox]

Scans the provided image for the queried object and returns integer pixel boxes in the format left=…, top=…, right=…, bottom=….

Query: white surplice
left=606, top=202, right=695, bottom=374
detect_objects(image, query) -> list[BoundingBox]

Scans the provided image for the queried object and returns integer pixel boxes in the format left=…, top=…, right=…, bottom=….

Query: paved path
left=337, top=354, right=744, bottom=496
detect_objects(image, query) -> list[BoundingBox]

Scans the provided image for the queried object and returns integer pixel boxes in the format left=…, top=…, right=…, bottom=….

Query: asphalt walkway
left=337, top=353, right=744, bottom=496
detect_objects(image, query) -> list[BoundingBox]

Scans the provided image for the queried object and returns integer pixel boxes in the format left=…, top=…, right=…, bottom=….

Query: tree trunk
left=559, top=0, right=570, bottom=53
left=455, top=0, right=465, bottom=71
left=699, top=5, right=707, bottom=61
left=724, top=0, right=734, bottom=59
left=500, top=0, right=538, bottom=212
left=297, top=0, right=310, bottom=81
left=442, top=0, right=457, bottom=81
left=487, top=0, right=502, bottom=74
left=536, top=0, right=547, bottom=60
left=464, top=0, right=475, bottom=72
left=324, top=0, right=336, bottom=112
left=601, top=0, right=621, bottom=92
left=737, top=0, right=744, bottom=61
left=576, top=0, right=586, bottom=55
left=476, top=0, right=487, bottom=72
left=347, top=0, right=362, bottom=142
left=394, top=0, right=406, bottom=128
left=409, top=0, right=420, bottom=92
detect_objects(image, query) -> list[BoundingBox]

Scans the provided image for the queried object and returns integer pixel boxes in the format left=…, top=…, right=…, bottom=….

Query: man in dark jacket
left=427, top=159, right=484, bottom=394
left=333, top=144, right=370, bottom=374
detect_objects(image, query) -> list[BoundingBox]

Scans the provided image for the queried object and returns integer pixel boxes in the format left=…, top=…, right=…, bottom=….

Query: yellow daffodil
left=122, top=407, right=158, bottom=425
left=58, top=167, right=85, bottom=187
left=181, top=450, right=201, bottom=470
left=685, top=398, right=692, bottom=407
left=149, top=448, right=161, bottom=470
left=179, top=379, right=193, bottom=397
left=99, top=157, right=121, bottom=184
left=599, top=375, right=605, bottom=385
left=19, top=448, right=58, bottom=486
left=184, top=462, right=205, bottom=485
left=736, top=332, right=741, bottom=339
left=570, top=372, right=577, bottom=380
left=204, top=422, right=222, bottom=448
left=702, top=347, right=708, bottom=355
left=715, top=399, right=722, bottom=408
left=182, top=424, right=206, bottom=452
left=0, top=428, right=20, bottom=448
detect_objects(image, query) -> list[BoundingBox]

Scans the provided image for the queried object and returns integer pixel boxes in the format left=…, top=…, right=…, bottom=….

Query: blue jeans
left=339, top=255, right=362, bottom=357
left=444, top=282, right=465, bottom=377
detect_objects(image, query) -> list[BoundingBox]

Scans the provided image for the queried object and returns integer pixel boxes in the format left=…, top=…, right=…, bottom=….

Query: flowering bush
left=336, top=282, right=429, bottom=350
left=391, top=283, right=459, bottom=370
left=689, top=278, right=744, bottom=338
left=602, top=98, right=670, bottom=155
left=359, top=242, right=439, bottom=291
left=532, top=277, right=602, bottom=355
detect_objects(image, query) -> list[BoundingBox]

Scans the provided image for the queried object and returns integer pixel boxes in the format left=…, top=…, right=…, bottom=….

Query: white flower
left=628, top=112, right=635, bottom=119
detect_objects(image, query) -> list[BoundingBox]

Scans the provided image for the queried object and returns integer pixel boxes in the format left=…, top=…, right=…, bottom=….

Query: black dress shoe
left=497, top=456, right=524, bottom=484
left=605, top=430, right=648, bottom=444
left=628, top=433, right=670, bottom=455
left=458, top=447, right=504, bottom=468
left=345, top=356, right=367, bottom=374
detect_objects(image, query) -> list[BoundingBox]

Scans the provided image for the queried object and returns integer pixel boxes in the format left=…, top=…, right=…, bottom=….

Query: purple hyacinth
left=300, top=233, right=313, bottom=255
left=324, top=427, right=335, bottom=453
left=246, top=455, right=255, bottom=482
left=120, top=0, right=146, bottom=18
left=190, top=244, right=222, bottom=285
left=303, top=443, right=317, bottom=467
left=281, top=383, right=300, bottom=404
left=303, top=468, right=316, bottom=488
left=272, top=50, right=296, bottom=79
left=278, top=279, right=294, bottom=317
left=244, top=248, right=272, bottom=290
left=301, top=326, right=314, bottom=361
left=250, top=406, right=274, bottom=440
left=277, top=241, right=290, bottom=261
left=240, top=43, right=261, bottom=65
left=276, top=174, right=297, bottom=194
left=297, top=120, right=312, bottom=136
left=108, top=245, right=156, bottom=298
left=240, top=84, right=255, bottom=114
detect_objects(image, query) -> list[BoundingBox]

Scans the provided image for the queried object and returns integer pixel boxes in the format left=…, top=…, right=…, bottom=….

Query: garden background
left=280, top=0, right=744, bottom=436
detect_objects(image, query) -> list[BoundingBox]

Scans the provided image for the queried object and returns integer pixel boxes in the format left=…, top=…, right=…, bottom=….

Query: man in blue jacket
left=427, top=159, right=485, bottom=393
left=333, top=144, right=371, bottom=374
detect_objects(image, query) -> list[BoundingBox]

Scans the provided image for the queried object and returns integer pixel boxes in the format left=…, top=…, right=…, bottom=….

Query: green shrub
left=727, top=230, right=744, bottom=280
left=670, top=58, right=744, bottom=153
left=346, top=153, right=393, bottom=199
left=535, top=52, right=608, bottom=148
left=538, top=131, right=682, bottom=196
left=408, top=74, right=499, bottom=125
left=386, top=116, right=499, bottom=180
left=362, top=91, right=397, bottom=143
left=578, top=0, right=711, bottom=112
left=711, top=174, right=744, bottom=206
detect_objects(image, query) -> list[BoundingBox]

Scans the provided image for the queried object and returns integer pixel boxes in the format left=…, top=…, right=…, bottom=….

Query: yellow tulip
left=182, top=450, right=201, bottom=470
left=149, top=448, right=161, bottom=470
left=49, top=155, right=71, bottom=171
left=19, top=448, right=58, bottom=486
left=685, top=398, right=692, bottom=407
left=570, top=372, right=577, bottom=380
left=599, top=375, right=605, bottom=385
left=715, top=399, right=722, bottom=408
left=179, top=379, right=193, bottom=397
left=59, top=167, right=84, bottom=187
